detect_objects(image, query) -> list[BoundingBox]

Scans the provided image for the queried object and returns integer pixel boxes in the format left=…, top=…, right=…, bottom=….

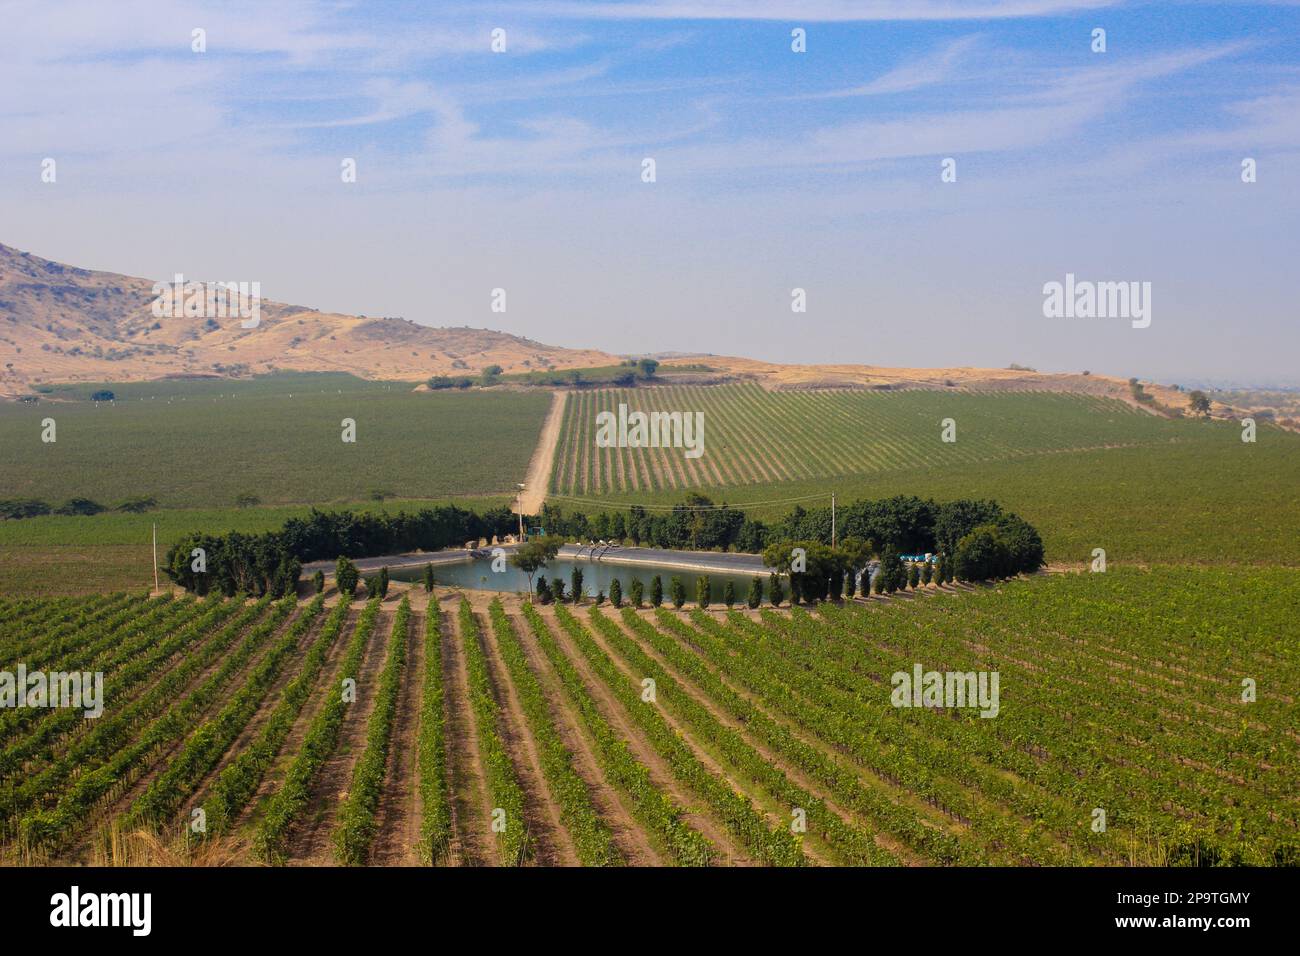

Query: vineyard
left=549, top=384, right=1300, bottom=567
left=1, top=565, right=1294, bottom=867
left=550, top=384, right=1187, bottom=496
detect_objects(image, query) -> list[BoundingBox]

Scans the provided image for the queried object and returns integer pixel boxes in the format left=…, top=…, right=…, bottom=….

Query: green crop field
left=0, top=373, right=550, bottom=509
left=549, top=385, right=1300, bottom=567
left=551, top=384, right=1191, bottom=495
left=2, top=568, right=1293, bottom=867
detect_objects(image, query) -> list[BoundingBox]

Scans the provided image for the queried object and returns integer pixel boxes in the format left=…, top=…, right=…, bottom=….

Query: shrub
left=0, top=499, right=51, bottom=520
left=747, top=577, right=762, bottom=608
left=650, top=575, right=663, bottom=607
left=609, top=579, right=623, bottom=608
left=670, top=576, right=686, bottom=609
left=768, top=573, right=783, bottom=607
left=629, top=578, right=644, bottom=607
left=423, top=562, right=435, bottom=592
left=379, top=566, right=390, bottom=598
left=723, top=580, right=735, bottom=608
left=335, top=556, right=360, bottom=596
left=312, top=570, right=325, bottom=594
left=570, top=567, right=584, bottom=604
left=56, top=497, right=105, bottom=516
left=116, top=496, right=157, bottom=513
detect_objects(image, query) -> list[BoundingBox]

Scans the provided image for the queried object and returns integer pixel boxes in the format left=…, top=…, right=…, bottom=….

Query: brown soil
left=509, top=613, right=664, bottom=866
left=536, top=605, right=753, bottom=865
left=227, top=605, right=359, bottom=838
left=283, top=609, right=392, bottom=865
left=475, top=609, right=578, bottom=866
left=67, top=603, right=309, bottom=863
left=442, top=598, right=497, bottom=866
left=370, top=608, right=425, bottom=866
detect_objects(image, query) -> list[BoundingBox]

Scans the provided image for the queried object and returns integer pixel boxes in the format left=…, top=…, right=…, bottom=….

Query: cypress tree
left=747, top=576, right=762, bottom=608
left=769, top=573, right=784, bottom=607
left=630, top=578, right=644, bottom=607
left=610, top=578, right=623, bottom=608
left=723, top=580, right=735, bottom=608
left=696, top=575, right=710, bottom=609
left=651, top=575, right=664, bottom=607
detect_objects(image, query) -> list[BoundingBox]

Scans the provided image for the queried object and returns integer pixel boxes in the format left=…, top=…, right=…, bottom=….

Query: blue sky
left=3, top=0, right=1298, bottom=384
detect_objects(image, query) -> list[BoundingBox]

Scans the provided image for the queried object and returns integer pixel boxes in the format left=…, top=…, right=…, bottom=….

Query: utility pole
left=152, top=522, right=160, bottom=592
left=831, top=493, right=837, bottom=549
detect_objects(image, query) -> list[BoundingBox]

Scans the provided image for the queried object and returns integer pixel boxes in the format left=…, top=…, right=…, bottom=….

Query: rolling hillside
left=0, top=242, right=617, bottom=394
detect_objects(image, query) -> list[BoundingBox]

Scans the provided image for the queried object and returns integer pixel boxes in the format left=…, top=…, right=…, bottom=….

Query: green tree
left=570, top=567, right=584, bottom=604
left=423, top=562, right=435, bottom=592
left=873, top=569, right=885, bottom=595
left=723, top=580, right=735, bottom=608
left=921, top=561, right=933, bottom=586
left=57, top=497, right=105, bottom=516
left=907, top=563, right=920, bottom=589
left=696, top=575, right=710, bottom=609
left=670, top=576, right=686, bottom=609
left=610, top=578, right=623, bottom=608
left=953, top=526, right=1010, bottom=582
left=629, top=578, right=644, bottom=607
left=637, top=358, right=659, bottom=379
left=552, top=576, right=566, bottom=603
left=1188, top=390, right=1211, bottom=417
left=379, top=566, right=390, bottom=597
left=115, top=496, right=157, bottom=513
left=650, top=575, right=664, bottom=607
left=747, top=577, right=763, bottom=608
left=768, top=573, right=784, bottom=607
left=312, top=569, right=325, bottom=594
left=335, top=556, right=359, bottom=596
left=511, top=536, right=562, bottom=597
left=536, top=575, right=552, bottom=604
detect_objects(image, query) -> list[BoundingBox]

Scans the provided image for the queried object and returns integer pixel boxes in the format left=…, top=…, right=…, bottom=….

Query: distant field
left=549, top=385, right=1300, bottom=566
left=551, top=384, right=1186, bottom=495
left=0, top=373, right=550, bottom=508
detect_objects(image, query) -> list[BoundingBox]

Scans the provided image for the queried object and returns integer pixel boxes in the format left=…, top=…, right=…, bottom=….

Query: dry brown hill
left=0, top=242, right=1245, bottom=423
left=0, top=242, right=616, bottom=394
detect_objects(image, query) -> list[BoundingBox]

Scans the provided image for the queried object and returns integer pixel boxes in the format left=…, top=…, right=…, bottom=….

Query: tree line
left=164, top=504, right=517, bottom=596
left=164, top=493, right=1042, bottom=596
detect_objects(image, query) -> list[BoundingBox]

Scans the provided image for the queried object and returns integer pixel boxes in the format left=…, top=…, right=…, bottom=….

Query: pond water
left=388, top=556, right=766, bottom=601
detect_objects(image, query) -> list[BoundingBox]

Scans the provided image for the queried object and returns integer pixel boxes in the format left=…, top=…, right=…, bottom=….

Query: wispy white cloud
left=797, top=34, right=983, bottom=98
left=492, top=0, right=1118, bottom=22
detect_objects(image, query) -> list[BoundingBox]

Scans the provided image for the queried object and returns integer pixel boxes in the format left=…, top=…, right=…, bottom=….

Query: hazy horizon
left=3, top=0, right=1298, bottom=385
